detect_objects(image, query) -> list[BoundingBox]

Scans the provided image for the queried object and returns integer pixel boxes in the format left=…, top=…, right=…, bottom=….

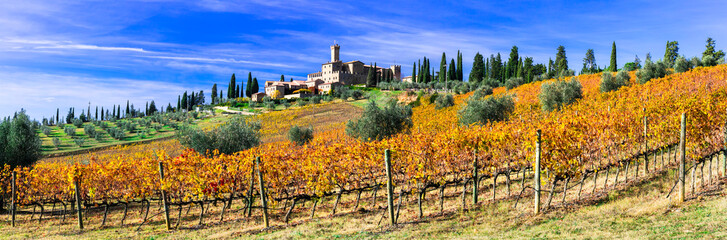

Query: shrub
left=288, top=125, right=314, bottom=146
left=64, top=125, right=76, bottom=137
left=94, top=132, right=103, bottom=142
left=84, top=124, right=97, bottom=137
left=346, top=100, right=413, bottom=141
left=310, top=95, right=322, bottom=104
left=428, top=93, right=439, bottom=104
left=690, top=57, right=702, bottom=68
left=42, top=125, right=52, bottom=136
left=74, top=138, right=85, bottom=148
left=458, top=93, right=515, bottom=126
left=52, top=137, right=62, bottom=150
left=176, top=116, right=261, bottom=156
left=351, top=90, right=364, bottom=100
left=539, top=77, right=583, bottom=112
left=482, top=78, right=501, bottom=89
left=636, top=60, right=670, bottom=84
left=72, top=118, right=83, bottom=128
left=505, top=77, right=525, bottom=90
left=599, top=71, right=630, bottom=93
left=0, top=111, right=42, bottom=167
left=108, top=128, right=126, bottom=140
left=674, top=56, right=691, bottom=73
left=435, top=94, right=455, bottom=109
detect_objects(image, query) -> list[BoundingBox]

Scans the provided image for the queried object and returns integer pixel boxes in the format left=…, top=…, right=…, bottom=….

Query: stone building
left=264, top=44, right=401, bottom=99
left=306, top=44, right=401, bottom=85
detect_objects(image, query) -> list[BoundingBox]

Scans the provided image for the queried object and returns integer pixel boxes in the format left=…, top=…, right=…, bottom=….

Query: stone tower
left=330, top=44, right=340, bottom=62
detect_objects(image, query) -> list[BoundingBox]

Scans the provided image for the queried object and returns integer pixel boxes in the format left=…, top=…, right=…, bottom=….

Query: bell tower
left=330, top=43, right=340, bottom=62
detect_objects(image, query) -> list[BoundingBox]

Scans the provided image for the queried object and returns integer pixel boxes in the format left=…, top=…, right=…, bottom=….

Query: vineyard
left=2, top=65, right=727, bottom=235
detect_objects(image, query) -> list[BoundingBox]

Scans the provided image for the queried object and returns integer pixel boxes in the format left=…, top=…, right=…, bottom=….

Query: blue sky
left=1, top=0, right=725, bottom=119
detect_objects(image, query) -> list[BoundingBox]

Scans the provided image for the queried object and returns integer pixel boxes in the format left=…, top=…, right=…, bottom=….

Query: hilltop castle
left=263, top=44, right=401, bottom=99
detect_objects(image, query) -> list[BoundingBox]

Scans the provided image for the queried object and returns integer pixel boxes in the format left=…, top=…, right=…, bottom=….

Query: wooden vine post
left=74, top=178, right=84, bottom=230
left=11, top=172, right=16, bottom=227
left=472, top=149, right=479, bottom=205
left=158, top=162, right=171, bottom=231
left=255, top=157, right=270, bottom=228
left=384, top=149, right=395, bottom=226
left=678, top=113, right=686, bottom=203
left=644, top=109, right=649, bottom=174
left=534, top=129, right=542, bottom=214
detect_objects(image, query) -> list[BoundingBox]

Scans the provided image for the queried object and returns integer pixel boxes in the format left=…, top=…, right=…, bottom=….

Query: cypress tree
left=95, top=106, right=98, bottom=120
left=56, top=108, right=59, bottom=124
left=181, top=92, right=188, bottom=111
left=469, top=52, right=484, bottom=83
left=211, top=84, right=218, bottom=104
left=251, top=77, right=259, bottom=94
left=280, top=74, right=285, bottom=82
left=609, top=42, right=617, bottom=71
left=373, top=63, right=379, bottom=85
left=366, top=63, right=376, bottom=87
left=439, top=52, right=447, bottom=83
left=457, top=50, right=463, bottom=80
left=246, top=72, right=253, bottom=98
left=417, top=59, right=422, bottom=83
left=177, top=96, right=181, bottom=111
left=219, top=90, right=223, bottom=101
left=448, top=59, right=456, bottom=82
left=412, top=62, right=416, bottom=82
left=235, top=85, right=240, bottom=98
left=145, top=102, right=149, bottom=116
left=228, top=74, right=236, bottom=99
left=125, top=101, right=130, bottom=118
left=507, top=46, right=519, bottom=78
left=101, top=107, right=104, bottom=120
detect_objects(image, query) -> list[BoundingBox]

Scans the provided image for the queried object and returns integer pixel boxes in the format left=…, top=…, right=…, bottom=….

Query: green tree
left=176, top=116, right=261, bottom=157
left=346, top=100, right=413, bottom=141
left=411, top=62, right=416, bottom=82
left=149, top=100, right=157, bottom=115
left=448, top=58, right=456, bottom=82
left=539, top=77, right=583, bottom=112
left=366, top=63, right=376, bottom=87
left=288, top=125, right=313, bottom=146
left=458, top=91, right=514, bottom=126
left=228, top=73, right=236, bottom=99
left=211, top=83, right=218, bottom=104
left=582, top=49, right=597, bottom=74
left=469, top=52, right=485, bottom=83
left=181, top=91, right=188, bottom=111
left=507, top=46, right=519, bottom=79
left=0, top=111, right=42, bottom=167
left=457, top=50, right=463, bottom=80
left=246, top=72, right=253, bottom=98
left=664, top=41, right=679, bottom=67
left=280, top=74, right=285, bottom=82
left=609, top=42, right=617, bottom=72
left=439, top=52, right=447, bottom=83
left=555, top=45, right=568, bottom=76
left=702, top=37, right=725, bottom=66
left=251, top=77, right=259, bottom=95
